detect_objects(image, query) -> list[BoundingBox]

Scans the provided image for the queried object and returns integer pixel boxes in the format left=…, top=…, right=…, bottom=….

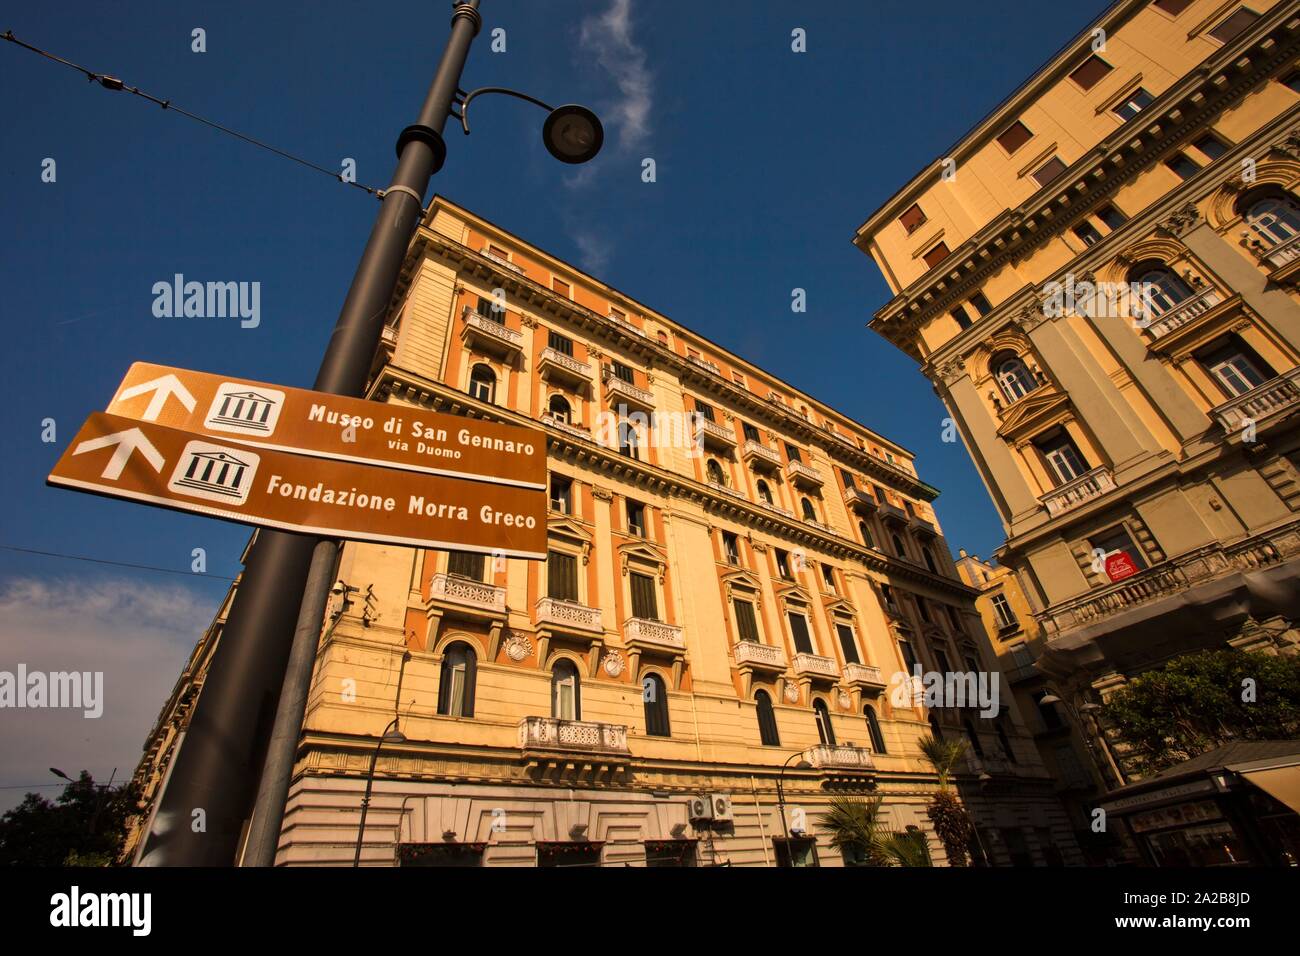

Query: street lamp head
left=382, top=728, right=406, bottom=744
left=543, top=104, right=604, bottom=164
left=49, top=768, right=71, bottom=781
left=1038, top=693, right=1062, bottom=705
left=796, top=760, right=813, bottom=770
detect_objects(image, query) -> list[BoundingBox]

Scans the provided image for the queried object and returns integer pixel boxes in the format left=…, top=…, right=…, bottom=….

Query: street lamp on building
left=352, top=717, right=408, bottom=868
left=776, top=750, right=813, bottom=845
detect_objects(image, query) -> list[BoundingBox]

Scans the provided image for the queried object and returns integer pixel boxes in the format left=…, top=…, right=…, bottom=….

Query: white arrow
left=116, top=374, right=196, bottom=422
left=72, top=428, right=166, bottom=480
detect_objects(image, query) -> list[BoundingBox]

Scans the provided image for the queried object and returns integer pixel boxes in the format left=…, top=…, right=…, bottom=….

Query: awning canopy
left=1233, top=764, right=1300, bottom=815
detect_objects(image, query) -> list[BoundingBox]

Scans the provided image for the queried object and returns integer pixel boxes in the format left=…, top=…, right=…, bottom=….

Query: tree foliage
left=1101, top=650, right=1300, bottom=775
left=917, top=733, right=977, bottom=867
left=816, top=795, right=933, bottom=867
left=0, top=772, right=138, bottom=867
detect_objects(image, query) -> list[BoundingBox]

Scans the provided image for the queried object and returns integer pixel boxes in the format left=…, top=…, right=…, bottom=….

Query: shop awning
left=1233, top=764, right=1300, bottom=814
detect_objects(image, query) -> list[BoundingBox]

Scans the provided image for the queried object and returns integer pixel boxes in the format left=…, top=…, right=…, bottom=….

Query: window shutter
left=548, top=551, right=578, bottom=601
left=448, top=551, right=485, bottom=580
left=836, top=624, right=860, bottom=665
left=788, top=612, right=814, bottom=654
left=630, top=572, right=658, bottom=620
left=756, top=691, right=780, bottom=746
left=734, top=599, right=759, bottom=642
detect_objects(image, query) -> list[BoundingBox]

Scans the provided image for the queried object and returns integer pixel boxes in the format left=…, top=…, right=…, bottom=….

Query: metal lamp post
left=352, top=718, right=408, bottom=868
left=775, top=750, right=812, bottom=864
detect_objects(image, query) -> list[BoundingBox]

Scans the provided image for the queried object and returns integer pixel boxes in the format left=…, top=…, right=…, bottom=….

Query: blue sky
left=0, top=0, right=1108, bottom=802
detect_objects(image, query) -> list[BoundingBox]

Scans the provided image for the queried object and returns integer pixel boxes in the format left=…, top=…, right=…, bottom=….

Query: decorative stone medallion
left=504, top=633, right=532, bottom=662
left=784, top=682, right=801, bottom=704
left=838, top=690, right=852, bottom=711
left=602, top=650, right=625, bottom=677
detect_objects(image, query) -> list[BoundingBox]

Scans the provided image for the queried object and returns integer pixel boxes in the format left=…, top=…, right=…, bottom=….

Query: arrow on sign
left=116, top=374, right=197, bottom=422
left=72, top=428, right=166, bottom=480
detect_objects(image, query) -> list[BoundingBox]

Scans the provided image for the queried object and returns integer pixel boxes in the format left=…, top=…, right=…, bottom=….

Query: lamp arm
left=458, top=86, right=555, bottom=136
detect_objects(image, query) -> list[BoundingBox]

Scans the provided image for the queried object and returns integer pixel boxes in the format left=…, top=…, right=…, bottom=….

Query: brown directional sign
left=48, top=413, right=548, bottom=559
left=105, top=361, right=546, bottom=490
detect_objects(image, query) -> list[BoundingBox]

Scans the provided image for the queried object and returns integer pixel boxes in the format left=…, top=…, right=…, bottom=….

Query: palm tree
left=881, top=829, right=933, bottom=867
left=917, top=733, right=977, bottom=867
left=816, top=795, right=892, bottom=866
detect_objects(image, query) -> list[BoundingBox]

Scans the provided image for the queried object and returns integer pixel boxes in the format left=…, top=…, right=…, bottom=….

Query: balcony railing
left=1262, top=233, right=1300, bottom=269
left=1210, top=367, right=1300, bottom=433
left=607, top=313, right=646, bottom=337
left=429, top=573, right=505, bottom=614
left=742, top=440, right=781, bottom=470
left=518, top=717, right=629, bottom=754
left=733, top=640, right=787, bottom=670
left=786, top=460, right=824, bottom=489
left=541, top=413, right=591, bottom=441
left=462, top=308, right=523, bottom=350
left=1003, top=643, right=1040, bottom=684
left=707, top=479, right=747, bottom=501
left=844, top=486, right=878, bottom=513
left=758, top=498, right=796, bottom=519
left=623, top=618, right=686, bottom=651
left=697, top=417, right=736, bottom=449
left=843, top=663, right=886, bottom=689
left=538, top=347, right=592, bottom=383
left=481, top=249, right=525, bottom=274
left=792, top=653, right=840, bottom=680
left=687, top=354, right=721, bottom=375
left=604, top=375, right=655, bottom=409
left=536, top=597, right=603, bottom=634
left=807, top=745, right=875, bottom=771
left=1141, top=287, right=1221, bottom=339
left=1040, top=466, right=1115, bottom=518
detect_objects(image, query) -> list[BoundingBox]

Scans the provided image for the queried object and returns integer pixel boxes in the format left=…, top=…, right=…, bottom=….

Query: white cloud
left=571, top=229, right=613, bottom=274
left=0, top=575, right=220, bottom=814
left=579, top=0, right=654, bottom=150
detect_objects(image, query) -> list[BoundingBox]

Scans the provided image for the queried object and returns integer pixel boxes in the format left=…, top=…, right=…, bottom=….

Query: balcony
left=687, top=354, right=721, bottom=376
left=517, top=717, right=631, bottom=782
left=607, top=313, right=646, bottom=338
left=843, top=663, right=887, bottom=693
left=742, top=440, right=782, bottom=472
left=1039, top=466, right=1115, bottom=518
left=807, top=745, right=875, bottom=772
left=1261, top=233, right=1300, bottom=270
left=843, top=486, right=878, bottom=515
left=707, top=479, right=747, bottom=501
left=536, top=597, right=603, bottom=635
left=758, top=497, right=796, bottom=519
left=909, top=515, right=938, bottom=537
left=603, top=375, right=655, bottom=412
left=542, top=413, right=591, bottom=442
left=1210, top=368, right=1300, bottom=434
left=461, top=307, right=523, bottom=359
left=1141, top=287, right=1221, bottom=339
left=1040, top=561, right=1188, bottom=636
left=792, top=653, right=840, bottom=681
left=696, top=416, right=737, bottom=451
left=733, top=640, right=787, bottom=673
left=878, top=501, right=908, bottom=526
left=481, top=248, right=525, bottom=275
left=428, top=573, right=506, bottom=616
left=786, top=460, right=824, bottom=490
left=623, top=617, right=685, bottom=651
left=1003, top=643, right=1040, bottom=684
left=538, top=347, right=593, bottom=392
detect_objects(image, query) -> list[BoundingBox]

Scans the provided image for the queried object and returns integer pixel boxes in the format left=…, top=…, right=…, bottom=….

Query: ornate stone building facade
left=127, top=197, right=1076, bottom=866
left=855, top=0, right=1300, bottom=805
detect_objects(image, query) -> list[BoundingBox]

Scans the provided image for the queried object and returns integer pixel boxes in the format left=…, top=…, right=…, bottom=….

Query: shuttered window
left=922, top=242, right=950, bottom=269
left=996, top=120, right=1032, bottom=154
left=755, top=690, right=780, bottom=746
left=447, top=551, right=484, bottom=581
left=630, top=571, right=658, bottom=620
left=643, top=674, right=670, bottom=737
left=477, top=295, right=504, bottom=323
left=788, top=612, right=814, bottom=655
left=898, top=203, right=926, bottom=234
left=547, top=330, right=573, bottom=355
left=1032, top=157, right=1067, bottom=187
left=836, top=624, right=860, bottom=665
left=547, top=550, right=578, bottom=601
left=734, top=599, right=760, bottom=642
left=1068, top=55, right=1112, bottom=91
left=613, top=361, right=635, bottom=384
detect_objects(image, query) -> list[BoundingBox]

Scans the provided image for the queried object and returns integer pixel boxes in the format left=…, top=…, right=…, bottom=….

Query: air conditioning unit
left=687, top=795, right=713, bottom=822
left=710, top=793, right=734, bottom=823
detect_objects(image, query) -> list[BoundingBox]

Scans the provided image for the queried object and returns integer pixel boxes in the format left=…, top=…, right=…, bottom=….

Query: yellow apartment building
left=855, top=0, right=1300, bottom=805
left=125, top=197, right=1077, bottom=867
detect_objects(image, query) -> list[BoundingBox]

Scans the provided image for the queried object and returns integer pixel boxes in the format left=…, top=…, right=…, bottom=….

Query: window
left=892, top=533, right=906, bottom=557
left=734, top=598, right=761, bottom=642
left=996, top=120, right=1033, bottom=154
left=1032, top=156, right=1067, bottom=187
left=813, top=699, right=836, bottom=746
left=1112, top=87, right=1153, bottom=121
left=755, top=690, right=780, bottom=746
left=549, top=475, right=572, bottom=514
left=626, top=499, right=646, bottom=537
left=1165, top=152, right=1201, bottom=181
left=1089, top=526, right=1149, bottom=576
left=841, top=469, right=856, bottom=490
left=547, top=550, right=578, bottom=601
left=629, top=570, right=658, bottom=620
left=922, top=242, right=951, bottom=269
left=1035, top=429, right=1090, bottom=485
left=756, top=480, right=773, bottom=505
left=468, top=364, right=495, bottom=404
left=801, top=497, right=817, bottom=522
left=991, top=593, right=1017, bottom=628
left=1192, top=133, right=1229, bottom=162
left=1133, top=265, right=1193, bottom=318
left=821, top=564, right=837, bottom=593
left=706, top=459, right=727, bottom=486
left=787, top=611, right=814, bottom=654
left=864, top=706, right=886, bottom=753
left=874, top=485, right=888, bottom=504
left=947, top=605, right=963, bottom=634
left=784, top=442, right=802, bottom=464
left=742, top=422, right=760, bottom=443
left=1244, top=194, right=1300, bottom=246
left=551, top=659, right=581, bottom=720
left=722, top=531, right=740, bottom=566
left=917, top=598, right=932, bottom=623
left=923, top=547, right=938, bottom=574
left=447, top=550, right=485, bottom=581
left=1196, top=336, right=1274, bottom=397
left=618, top=420, right=639, bottom=459
left=1154, top=0, right=1193, bottom=14
left=643, top=673, right=670, bottom=737
left=1069, top=55, right=1112, bottom=90
left=552, top=277, right=570, bottom=297
left=436, top=642, right=477, bottom=717
left=858, top=521, right=874, bottom=548
left=547, top=393, right=572, bottom=424
left=1096, top=203, right=1126, bottom=231
left=993, top=353, right=1038, bottom=403
left=898, top=638, right=919, bottom=674
left=476, top=295, right=503, bottom=322
left=1073, top=221, right=1104, bottom=246
left=547, top=329, right=573, bottom=355
left=656, top=330, right=669, bottom=347
left=904, top=501, right=916, bottom=518
left=881, top=583, right=897, bottom=608
left=969, top=292, right=993, bottom=316
left=776, top=549, right=792, bottom=580
left=835, top=623, right=859, bottom=664
left=612, top=361, right=635, bottom=384
left=1207, top=7, right=1259, bottom=45
left=950, top=305, right=973, bottom=329
left=899, top=203, right=927, bottom=234
left=695, top=400, right=716, bottom=423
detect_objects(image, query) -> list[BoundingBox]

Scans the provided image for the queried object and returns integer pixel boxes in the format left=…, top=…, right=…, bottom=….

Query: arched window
left=1245, top=194, right=1300, bottom=246
left=801, top=497, right=817, bottom=521
left=551, top=659, right=581, bottom=720
left=864, top=705, right=887, bottom=754
left=992, top=352, right=1037, bottom=403
left=706, top=459, right=726, bottom=486
left=923, top=546, right=938, bottom=574
left=859, top=521, right=875, bottom=548
left=755, top=690, right=780, bottom=746
left=813, top=698, right=837, bottom=746
left=548, top=394, right=572, bottom=424
left=1132, top=265, right=1193, bottom=318
left=436, top=642, right=477, bottom=718
left=469, top=364, right=496, bottom=404
left=756, top=480, right=773, bottom=505
left=892, top=533, right=907, bottom=558
left=643, top=673, right=670, bottom=737
left=618, top=420, right=639, bottom=459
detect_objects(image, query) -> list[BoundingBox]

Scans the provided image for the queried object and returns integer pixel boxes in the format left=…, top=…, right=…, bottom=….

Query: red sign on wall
left=1104, top=551, right=1140, bottom=583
